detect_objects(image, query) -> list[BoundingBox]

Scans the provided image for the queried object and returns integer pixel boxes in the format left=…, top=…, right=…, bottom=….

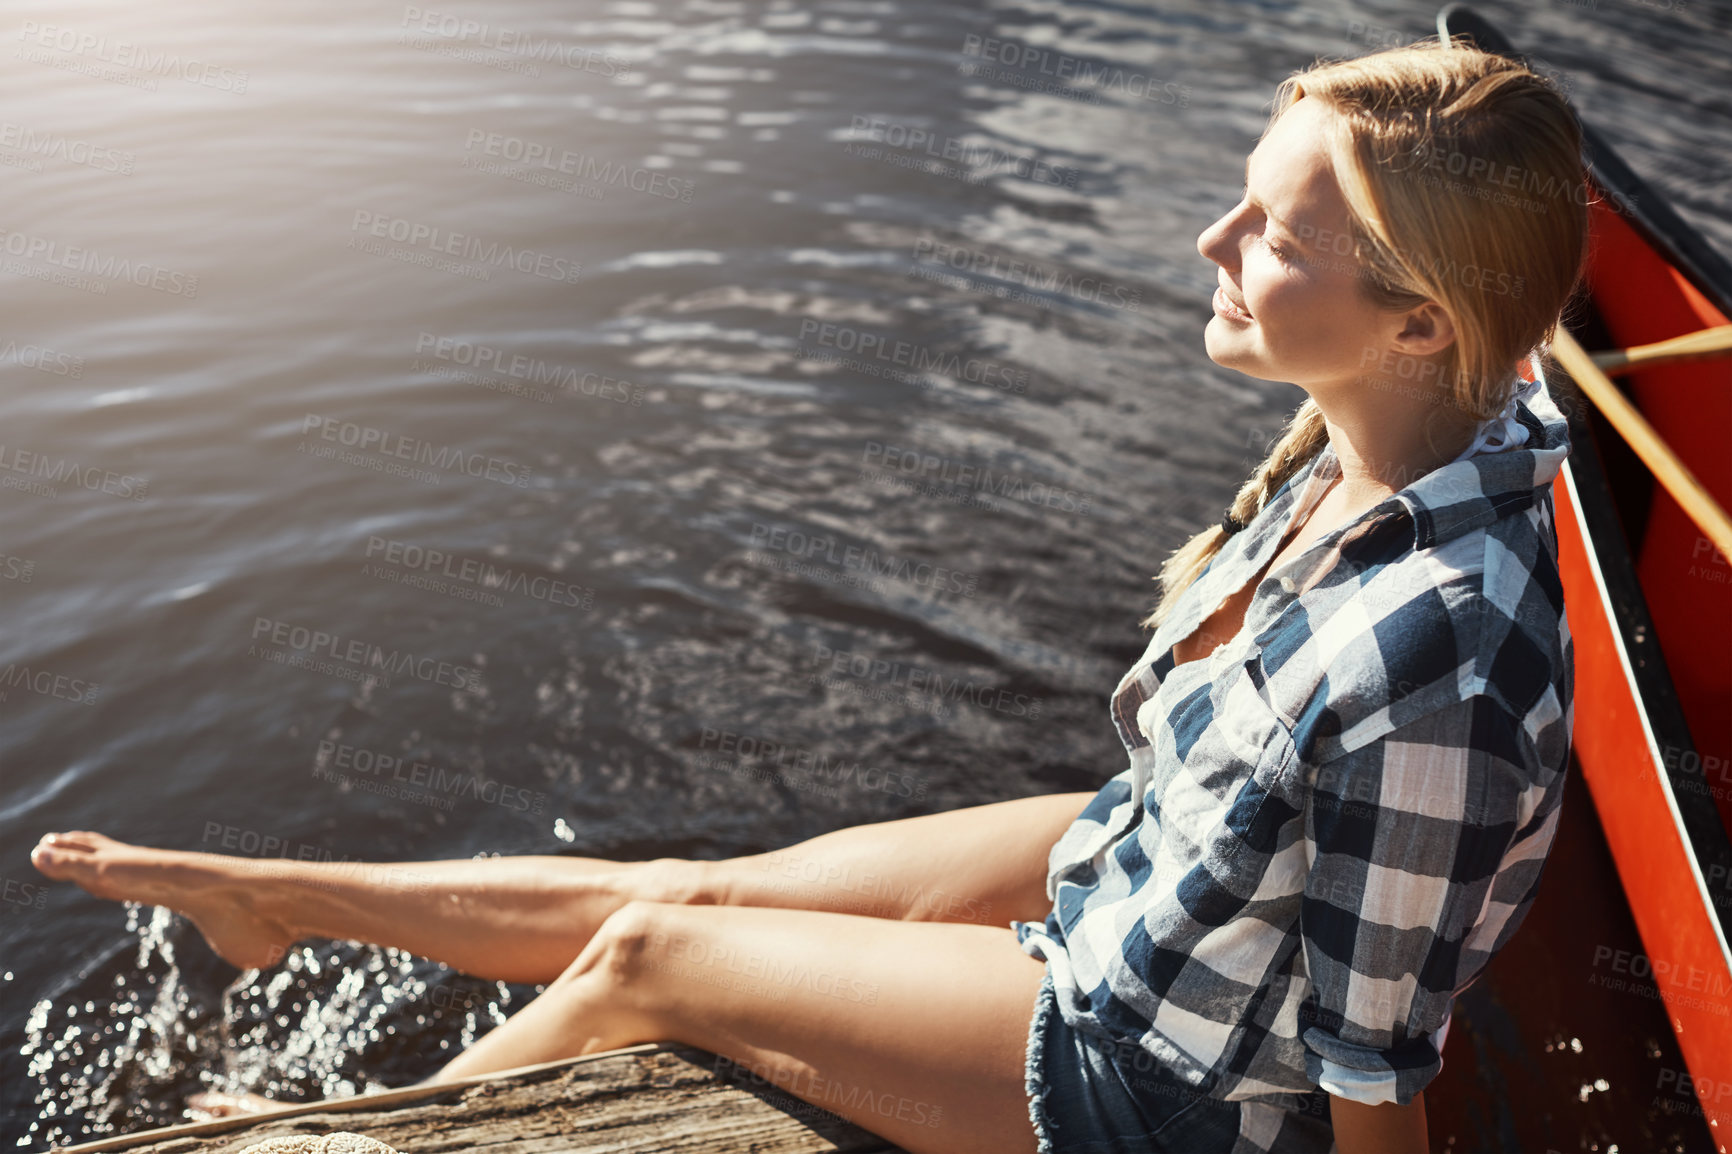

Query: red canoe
left=1427, top=8, right=1732, bottom=1151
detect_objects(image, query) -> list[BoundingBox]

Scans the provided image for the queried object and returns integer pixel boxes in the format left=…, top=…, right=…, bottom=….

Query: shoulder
left=1269, top=515, right=1569, bottom=768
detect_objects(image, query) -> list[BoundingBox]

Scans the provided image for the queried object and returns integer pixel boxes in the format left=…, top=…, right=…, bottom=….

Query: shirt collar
left=1149, top=375, right=1571, bottom=658
left=1316, top=374, right=1571, bottom=552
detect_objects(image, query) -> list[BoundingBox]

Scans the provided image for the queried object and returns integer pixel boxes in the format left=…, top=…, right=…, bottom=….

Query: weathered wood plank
left=60, top=1045, right=907, bottom=1154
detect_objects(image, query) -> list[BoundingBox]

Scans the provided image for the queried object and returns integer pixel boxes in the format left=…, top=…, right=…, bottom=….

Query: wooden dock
left=56, top=1043, right=908, bottom=1154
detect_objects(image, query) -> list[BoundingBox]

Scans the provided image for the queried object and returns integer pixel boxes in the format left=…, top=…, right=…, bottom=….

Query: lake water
left=2, top=0, right=1728, bottom=1147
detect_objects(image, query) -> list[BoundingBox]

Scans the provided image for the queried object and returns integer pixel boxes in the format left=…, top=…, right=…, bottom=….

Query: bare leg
left=434, top=899, right=1050, bottom=1154
left=31, top=831, right=669, bottom=981
left=33, top=792, right=1091, bottom=983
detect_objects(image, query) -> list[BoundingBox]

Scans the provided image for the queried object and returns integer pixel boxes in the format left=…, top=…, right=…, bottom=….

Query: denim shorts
left=1023, top=968, right=1328, bottom=1154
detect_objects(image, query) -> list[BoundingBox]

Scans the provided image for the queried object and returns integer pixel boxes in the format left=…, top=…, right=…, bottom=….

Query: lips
left=1213, top=285, right=1253, bottom=322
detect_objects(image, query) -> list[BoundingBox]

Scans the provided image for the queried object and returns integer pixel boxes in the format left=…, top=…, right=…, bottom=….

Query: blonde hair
left=1142, top=38, right=1589, bottom=631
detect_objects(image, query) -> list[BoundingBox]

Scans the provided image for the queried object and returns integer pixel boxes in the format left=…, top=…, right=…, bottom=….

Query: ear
left=1389, top=300, right=1456, bottom=359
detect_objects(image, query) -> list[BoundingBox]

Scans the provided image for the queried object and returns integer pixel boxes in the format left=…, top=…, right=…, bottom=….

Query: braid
left=1141, top=399, right=1329, bottom=630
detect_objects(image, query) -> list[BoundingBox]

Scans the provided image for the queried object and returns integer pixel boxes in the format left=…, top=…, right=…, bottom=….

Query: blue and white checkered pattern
left=1012, top=375, right=1574, bottom=1152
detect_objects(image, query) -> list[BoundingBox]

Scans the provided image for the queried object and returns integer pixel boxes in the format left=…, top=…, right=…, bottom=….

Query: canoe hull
left=1437, top=3, right=1732, bottom=1140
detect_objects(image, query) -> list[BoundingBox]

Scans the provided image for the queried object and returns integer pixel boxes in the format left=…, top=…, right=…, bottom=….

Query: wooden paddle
left=1553, top=326, right=1732, bottom=562
left=1590, top=324, right=1732, bottom=376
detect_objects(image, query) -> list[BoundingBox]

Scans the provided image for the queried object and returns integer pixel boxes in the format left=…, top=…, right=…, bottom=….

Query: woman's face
left=1197, top=97, right=1410, bottom=391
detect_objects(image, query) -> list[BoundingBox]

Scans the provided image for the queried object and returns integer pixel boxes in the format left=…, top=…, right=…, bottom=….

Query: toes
left=37, top=832, right=98, bottom=854
left=31, top=843, right=77, bottom=876
left=32, top=837, right=98, bottom=875
left=32, top=832, right=122, bottom=880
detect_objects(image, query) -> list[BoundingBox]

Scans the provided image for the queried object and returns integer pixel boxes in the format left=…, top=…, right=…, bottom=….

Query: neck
left=1315, top=398, right=1477, bottom=508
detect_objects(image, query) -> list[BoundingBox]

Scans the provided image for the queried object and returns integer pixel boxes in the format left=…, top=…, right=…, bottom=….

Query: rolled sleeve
left=1297, top=693, right=1543, bottom=1106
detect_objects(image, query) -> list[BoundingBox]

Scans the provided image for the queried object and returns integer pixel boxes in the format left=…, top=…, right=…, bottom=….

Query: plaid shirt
left=1012, top=377, right=1574, bottom=1151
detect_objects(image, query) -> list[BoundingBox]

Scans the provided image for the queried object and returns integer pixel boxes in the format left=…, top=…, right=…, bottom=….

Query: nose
left=1197, top=201, right=1243, bottom=273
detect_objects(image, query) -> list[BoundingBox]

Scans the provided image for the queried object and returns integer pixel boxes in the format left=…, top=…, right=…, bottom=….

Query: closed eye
left=1240, top=179, right=1296, bottom=262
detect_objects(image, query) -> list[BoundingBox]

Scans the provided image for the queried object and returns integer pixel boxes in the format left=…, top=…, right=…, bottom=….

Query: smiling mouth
left=1213, top=286, right=1253, bottom=322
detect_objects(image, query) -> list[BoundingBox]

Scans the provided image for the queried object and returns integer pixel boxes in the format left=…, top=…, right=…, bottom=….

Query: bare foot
left=185, top=1089, right=288, bottom=1118
left=32, top=831, right=300, bottom=970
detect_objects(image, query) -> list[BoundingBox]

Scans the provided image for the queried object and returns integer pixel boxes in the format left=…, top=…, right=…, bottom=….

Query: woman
left=33, top=37, right=1586, bottom=1154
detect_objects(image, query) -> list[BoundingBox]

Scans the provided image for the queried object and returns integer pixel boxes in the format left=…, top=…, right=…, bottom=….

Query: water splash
left=17, top=906, right=524, bottom=1150
left=206, top=941, right=516, bottom=1101
left=18, top=904, right=213, bottom=1149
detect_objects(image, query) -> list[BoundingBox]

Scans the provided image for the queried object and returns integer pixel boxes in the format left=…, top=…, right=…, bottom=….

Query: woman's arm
left=1299, top=695, right=1554, bottom=1149
left=1329, top=1090, right=1427, bottom=1154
